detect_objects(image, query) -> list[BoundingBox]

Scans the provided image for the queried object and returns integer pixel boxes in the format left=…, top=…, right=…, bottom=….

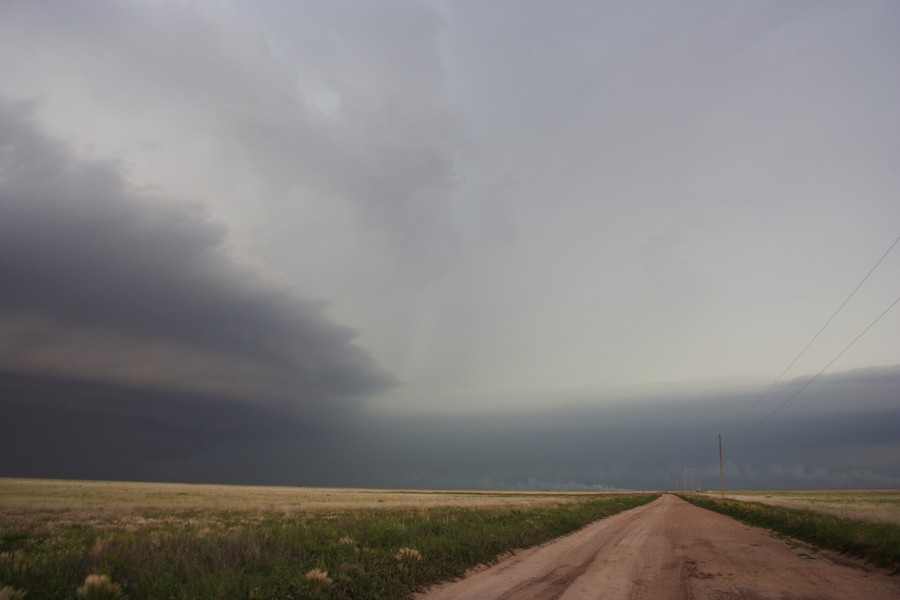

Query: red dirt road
left=417, top=494, right=899, bottom=600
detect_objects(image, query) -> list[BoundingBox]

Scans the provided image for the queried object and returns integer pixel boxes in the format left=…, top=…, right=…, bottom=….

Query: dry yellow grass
left=714, top=490, right=900, bottom=524
left=0, top=477, right=628, bottom=532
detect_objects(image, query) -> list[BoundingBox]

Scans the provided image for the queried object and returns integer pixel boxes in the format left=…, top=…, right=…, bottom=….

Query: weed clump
left=304, top=568, right=333, bottom=588
left=76, top=575, right=127, bottom=600
left=395, top=547, right=422, bottom=562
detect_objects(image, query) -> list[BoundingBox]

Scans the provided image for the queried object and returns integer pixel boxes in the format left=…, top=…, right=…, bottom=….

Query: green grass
left=718, top=489, right=900, bottom=524
left=680, top=494, right=900, bottom=572
left=0, top=487, right=656, bottom=600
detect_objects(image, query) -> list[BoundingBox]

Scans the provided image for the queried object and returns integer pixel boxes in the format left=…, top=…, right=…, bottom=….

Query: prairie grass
left=0, top=478, right=656, bottom=599
left=715, top=489, right=900, bottom=525
left=0, top=478, right=625, bottom=518
left=681, top=494, right=900, bottom=572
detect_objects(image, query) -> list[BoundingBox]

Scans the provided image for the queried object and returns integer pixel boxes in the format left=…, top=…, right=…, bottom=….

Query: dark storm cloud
left=143, top=365, right=900, bottom=490
left=0, top=371, right=287, bottom=478
left=0, top=100, right=393, bottom=432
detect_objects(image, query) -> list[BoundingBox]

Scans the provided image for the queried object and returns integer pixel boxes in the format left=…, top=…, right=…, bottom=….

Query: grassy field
left=710, top=489, right=900, bottom=525
left=0, top=478, right=631, bottom=517
left=681, top=493, right=900, bottom=572
left=0, top=478, right=656, bottom=600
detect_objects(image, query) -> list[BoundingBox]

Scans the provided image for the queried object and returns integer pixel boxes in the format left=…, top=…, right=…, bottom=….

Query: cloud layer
left=0, top=99, right=392, bottom=443
left=1, top=1, right=898, bottom=488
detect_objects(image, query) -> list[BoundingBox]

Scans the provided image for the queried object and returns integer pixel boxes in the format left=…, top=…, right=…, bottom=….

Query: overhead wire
left=747, top=293, right=900, bottom=432
left=731, top=232, right=900, bottom=428
left=688, top=233, right=899, bottom=481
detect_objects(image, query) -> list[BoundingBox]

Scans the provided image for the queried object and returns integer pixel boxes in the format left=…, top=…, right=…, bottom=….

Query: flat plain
left=0, top=478, right=654, bottom=600
left=0, top=477, right=619, bottom=515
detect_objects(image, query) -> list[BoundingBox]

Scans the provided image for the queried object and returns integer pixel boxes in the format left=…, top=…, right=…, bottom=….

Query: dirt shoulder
left=416, top=494, right=899, bottom=600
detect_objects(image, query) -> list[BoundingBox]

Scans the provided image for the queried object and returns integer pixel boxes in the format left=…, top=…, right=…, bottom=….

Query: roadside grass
left=0, top=481, right=657, bottom=600
left=680, top=494, right=900, bottom=572
left=718, top=489, right=900, bottom=525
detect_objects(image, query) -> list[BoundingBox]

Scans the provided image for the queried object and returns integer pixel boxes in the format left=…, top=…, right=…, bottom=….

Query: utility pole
left=718, top=433, right=725, bottom=501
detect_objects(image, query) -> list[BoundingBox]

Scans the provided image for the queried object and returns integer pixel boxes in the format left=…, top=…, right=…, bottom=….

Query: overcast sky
left=1, top=0, right=898, bottom=490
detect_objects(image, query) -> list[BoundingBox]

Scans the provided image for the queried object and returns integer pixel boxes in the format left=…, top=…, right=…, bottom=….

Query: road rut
left=416, top=494, right=899, bottom=600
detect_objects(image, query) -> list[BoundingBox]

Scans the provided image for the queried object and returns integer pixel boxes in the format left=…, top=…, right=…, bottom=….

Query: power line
left=747, top=294, right=900, bottom=433
left=731, top=232, right=900, bottom=428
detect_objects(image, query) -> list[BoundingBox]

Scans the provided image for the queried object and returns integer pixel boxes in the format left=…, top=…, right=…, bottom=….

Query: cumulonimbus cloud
left=0, top=99, right=394, bottom=423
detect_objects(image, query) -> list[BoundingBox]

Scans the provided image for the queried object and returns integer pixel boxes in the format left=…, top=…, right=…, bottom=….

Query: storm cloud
left=0, top=99, right=392, bottom=442
left=1, top=1, right=898, bottom=488
left=79, top=365, right=896, bottom=490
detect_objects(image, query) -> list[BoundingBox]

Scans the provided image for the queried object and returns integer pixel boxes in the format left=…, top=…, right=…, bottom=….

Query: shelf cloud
left=0, top=100, right=393, bottom=463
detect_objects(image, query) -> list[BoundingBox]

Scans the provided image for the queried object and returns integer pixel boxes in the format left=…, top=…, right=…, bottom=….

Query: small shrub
left=395, top=547, right=422, bottom=562
left=304, top=568, right=333, bottom=588
left=76, top=575, right=127, bottom=600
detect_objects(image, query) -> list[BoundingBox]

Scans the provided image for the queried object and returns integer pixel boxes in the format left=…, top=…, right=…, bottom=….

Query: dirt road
left=416, top=494, right=899, bottom=600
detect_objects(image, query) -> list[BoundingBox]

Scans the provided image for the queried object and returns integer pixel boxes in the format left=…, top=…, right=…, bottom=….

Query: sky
left=1, top=0, right=898, bottom=490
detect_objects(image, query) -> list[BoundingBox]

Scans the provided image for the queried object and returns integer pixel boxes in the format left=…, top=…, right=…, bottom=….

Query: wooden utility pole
left=718, top=433, right=725, bottom=501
